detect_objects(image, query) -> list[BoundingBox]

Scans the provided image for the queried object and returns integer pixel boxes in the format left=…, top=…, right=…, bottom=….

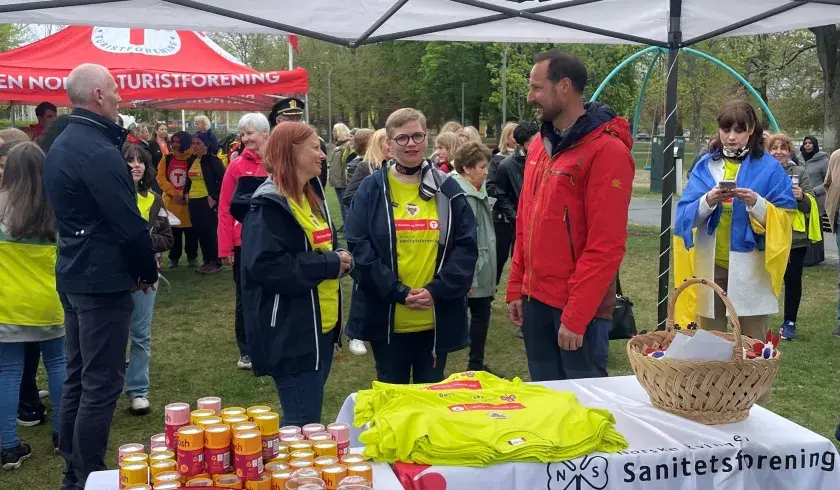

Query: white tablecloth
left=336, top=375, right=840, bottom=490
left=85, top=451, right=404, bottom=489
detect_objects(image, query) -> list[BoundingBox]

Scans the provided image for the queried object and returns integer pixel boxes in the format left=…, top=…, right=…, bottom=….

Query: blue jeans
left=59, top=291, right=133, bottom=490
left=125, top=287, right=157, bottom=399
left=0, top=338, right=66, bottom=449
left=334, top=188, right=347, bottom=225
left=370, top=329, right=448, bottom=384
left=521, top=297, right=610, bottom=382
left=272, top=328, right=336, bottom=427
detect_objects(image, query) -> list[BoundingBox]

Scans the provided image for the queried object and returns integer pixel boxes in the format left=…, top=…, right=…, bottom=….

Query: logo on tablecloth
left=394, top=463, right=447, bottom=490
left=547, top=456, right=609, bottom=490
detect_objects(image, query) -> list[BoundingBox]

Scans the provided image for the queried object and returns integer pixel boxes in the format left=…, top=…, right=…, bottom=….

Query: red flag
left=289, top=35, right=300, bottom=54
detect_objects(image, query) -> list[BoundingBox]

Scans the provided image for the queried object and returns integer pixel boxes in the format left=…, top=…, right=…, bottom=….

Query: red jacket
left=506, top=108, right=634, bottom=335
left=218, top=148, right=267, bottom=258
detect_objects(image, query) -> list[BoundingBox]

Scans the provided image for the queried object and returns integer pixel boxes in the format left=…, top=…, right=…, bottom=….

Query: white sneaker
left=130, top=397, right=151, bottom=415
left=237, top=356, right=252, bottom=370
left=348, top=339, right=367, bottom=356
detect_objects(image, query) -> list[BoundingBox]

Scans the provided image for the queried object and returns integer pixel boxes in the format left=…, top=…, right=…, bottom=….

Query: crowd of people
left=1, top=47, right=840, bottom=488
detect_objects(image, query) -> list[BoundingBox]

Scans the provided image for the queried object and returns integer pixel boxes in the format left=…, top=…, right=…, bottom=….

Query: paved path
left=628, top=197, right=839, bottom=265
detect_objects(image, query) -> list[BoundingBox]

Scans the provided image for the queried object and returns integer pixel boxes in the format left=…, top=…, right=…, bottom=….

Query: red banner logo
left=448, top=402, right=525, bottom=412
left=395, top=219, right=440, bottom=231
left=312, top=228, right=332, bottom=245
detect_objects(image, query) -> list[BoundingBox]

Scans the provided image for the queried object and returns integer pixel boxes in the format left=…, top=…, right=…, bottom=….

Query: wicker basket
left=627, top=277, right=782, bottom=425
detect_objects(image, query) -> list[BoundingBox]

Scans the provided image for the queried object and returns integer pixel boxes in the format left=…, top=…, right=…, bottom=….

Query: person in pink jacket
left=218, top=113, right=270, bottom=370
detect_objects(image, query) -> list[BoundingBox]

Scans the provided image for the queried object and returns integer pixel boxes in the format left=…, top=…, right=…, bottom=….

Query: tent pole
left=9, top=102, right=14, bottom=126
left=632, top=50, right=663, bottom=139
left=502, top=44, right=508, bottom=126
left=658, top=1, right=682, bottom=330
left=305, top=94, right=310, bottom=125
left=181, top=109, right=186, bottom=131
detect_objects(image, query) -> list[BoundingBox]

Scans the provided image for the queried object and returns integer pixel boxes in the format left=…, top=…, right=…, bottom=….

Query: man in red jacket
left=506, top=51, right=634, bottom=381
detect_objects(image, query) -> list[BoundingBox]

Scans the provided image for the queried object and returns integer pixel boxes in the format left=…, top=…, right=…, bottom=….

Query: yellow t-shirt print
left=388, top=172, right=439, bottom=333
left=714, top=159, right=740, bottom=269
left=187, top=160, right=208, bottom=199
left=287, top=196, right=339, bottom=334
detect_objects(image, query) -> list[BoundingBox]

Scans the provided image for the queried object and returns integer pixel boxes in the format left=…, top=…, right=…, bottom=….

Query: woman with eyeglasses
left=345, top=108, right=477, bottom=384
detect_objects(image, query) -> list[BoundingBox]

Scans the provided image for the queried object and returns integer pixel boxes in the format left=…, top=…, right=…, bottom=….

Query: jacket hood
left=370, top=164, right=466, bottom=201
left=237, top=147, right=262, bottom=166
left=238, top=175, right=330, bottom=217
left=807, top=151, right=829, bottom=164
left=450, top=172, right=488, bottom=199
left=541, top=101, right=632, bottom=156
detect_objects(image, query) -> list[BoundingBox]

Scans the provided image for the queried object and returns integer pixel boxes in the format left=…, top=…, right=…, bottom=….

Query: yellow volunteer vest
left=137, top=191, right=154, bottom=223
left=0, top=229, right=63, bottom=327
left=187, top=159, right=209, bottom=199
left=288, top=195, right=339, bottom=333
left=355, top=371, right=528, bottom=427
left=388, top=172, right=439, bottom=333
left=356, top=372, right=628, bottom=466
left=714, top=159, right=739, bottom=269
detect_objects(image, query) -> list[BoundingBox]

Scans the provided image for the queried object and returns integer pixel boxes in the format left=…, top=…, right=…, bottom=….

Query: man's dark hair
left=513, top=120, right=540, bottom=147
left=35, top=102, right=57, bottom=118
left=534, top=50, right=587, bottom=93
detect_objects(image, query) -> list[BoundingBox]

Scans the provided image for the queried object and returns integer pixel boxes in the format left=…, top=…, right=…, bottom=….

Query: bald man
left=43, top=63, right=158, bottom=490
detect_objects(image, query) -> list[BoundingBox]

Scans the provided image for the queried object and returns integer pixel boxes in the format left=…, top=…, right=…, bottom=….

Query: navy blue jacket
left=43, top=109, right=158, bottom=293
left=233, top=178, right=346, bottom=378
left=344, top=165, right=477, bottom=355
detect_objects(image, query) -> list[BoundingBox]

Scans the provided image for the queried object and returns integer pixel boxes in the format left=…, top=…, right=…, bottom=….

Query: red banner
left=0, top=27, right=308, bottom=109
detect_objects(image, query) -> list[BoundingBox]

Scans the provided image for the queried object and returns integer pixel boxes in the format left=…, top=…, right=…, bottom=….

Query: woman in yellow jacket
left=0, top=142, right=65, bottom=469
left=157, top=130, right=198, bottom=269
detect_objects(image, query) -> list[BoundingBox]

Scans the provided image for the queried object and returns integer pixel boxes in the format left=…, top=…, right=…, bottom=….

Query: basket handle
left=666, top=277, right=744, bottom=363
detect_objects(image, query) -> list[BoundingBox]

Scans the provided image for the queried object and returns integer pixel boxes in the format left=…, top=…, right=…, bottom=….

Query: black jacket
left=233, top=178, right=347, bottom=378
left=43, top=109, right=158, bottom=293
left=184, top=154, right=226, bottom=204
left=319, top=138, right=328, bottom=188
left=147, top=139, right=167, bottom=169
left=344, top=165, right=477, bottom=355
left=490, top=148, right=526, bottom=223
left=485, top=152, right=507, bottom=198
left=342, top=160, right=381, bottom=209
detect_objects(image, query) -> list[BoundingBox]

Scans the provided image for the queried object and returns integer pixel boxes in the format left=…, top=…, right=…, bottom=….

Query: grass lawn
left=6, top=195, right=840, bottom=489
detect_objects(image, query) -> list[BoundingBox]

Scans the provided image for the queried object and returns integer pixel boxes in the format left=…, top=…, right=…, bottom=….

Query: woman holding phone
left=675, top=101, right=796, bottom=359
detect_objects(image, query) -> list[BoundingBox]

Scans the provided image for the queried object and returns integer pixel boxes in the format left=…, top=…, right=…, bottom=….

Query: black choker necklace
left=395, top=162, right=421, bottom=175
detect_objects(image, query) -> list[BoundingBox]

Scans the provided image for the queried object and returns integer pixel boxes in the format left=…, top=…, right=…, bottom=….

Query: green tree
left=418, top=42, right=493, bottom=129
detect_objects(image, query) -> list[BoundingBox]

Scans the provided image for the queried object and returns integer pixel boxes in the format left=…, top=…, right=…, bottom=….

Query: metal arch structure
left=2, top=0, right=837, bottom=328
left=589, top=46, right=781, bottom=137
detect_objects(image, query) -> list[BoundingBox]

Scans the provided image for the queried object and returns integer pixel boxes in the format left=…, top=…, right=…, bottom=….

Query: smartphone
left=791, top=175, right=800, bottom=186
left=719, top=180, right=736, bottom=191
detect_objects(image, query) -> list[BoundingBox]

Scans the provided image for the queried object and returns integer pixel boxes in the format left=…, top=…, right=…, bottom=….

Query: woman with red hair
left=233, top=122, right=352, bottom=426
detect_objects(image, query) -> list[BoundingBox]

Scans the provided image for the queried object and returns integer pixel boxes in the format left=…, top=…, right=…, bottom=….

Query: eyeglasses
left=393, top=132, right=426, bottom=146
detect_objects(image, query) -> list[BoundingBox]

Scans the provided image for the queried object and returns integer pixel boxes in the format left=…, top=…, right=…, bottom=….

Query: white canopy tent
left=1, top=0, right=838, bottom=46
left=4, top=0, right=838, bottom=327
